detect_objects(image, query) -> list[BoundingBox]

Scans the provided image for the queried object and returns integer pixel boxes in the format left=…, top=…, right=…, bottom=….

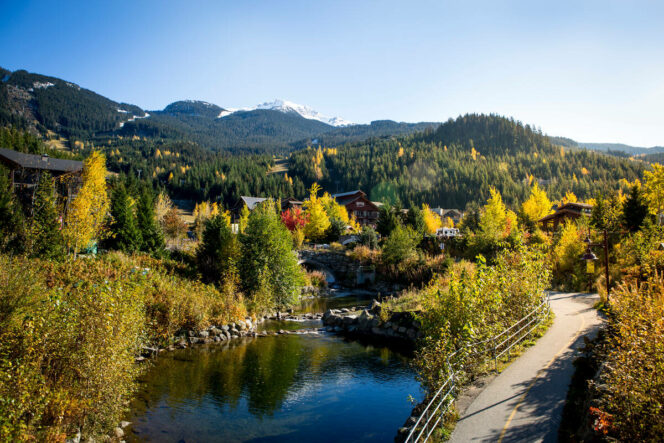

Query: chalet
left=432, top=208, right=464, bottom=225
left=0, top=148, right=83, bottom=212
left=538, top=202, right=592, bottom=231
left=281, top=197, right=303, bottom=211
left=332, top=190, right=380, bottom=226
left=233, top=196, right=305, bottom=221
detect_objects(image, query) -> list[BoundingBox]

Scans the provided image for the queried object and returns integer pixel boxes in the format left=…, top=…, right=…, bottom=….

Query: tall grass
left=0, top=252, right=246, bottom=441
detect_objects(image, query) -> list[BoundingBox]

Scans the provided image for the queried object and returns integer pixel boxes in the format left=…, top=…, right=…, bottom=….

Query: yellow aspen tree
left=303, top=183, right=330, bottom=241
left=238, top=204, right=250, bottom=234
left=643, top=163, right=664, bottom=219
left=560, top=191, right=578, bottom=205
left=520, top=182, right=553, bottom=225
left=63, top=151, right=110, bottom=255
left=422, top=204, right=442, bottom=234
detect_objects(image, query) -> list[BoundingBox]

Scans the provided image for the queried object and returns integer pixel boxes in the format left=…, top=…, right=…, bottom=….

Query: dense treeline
left=290, top=114, right=645, bottom=208
left=77, top=137, right=307, bottom=204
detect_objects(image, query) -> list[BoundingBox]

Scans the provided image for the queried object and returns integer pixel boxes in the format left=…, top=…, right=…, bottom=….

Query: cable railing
left=403, top=294, right=550, bottom=443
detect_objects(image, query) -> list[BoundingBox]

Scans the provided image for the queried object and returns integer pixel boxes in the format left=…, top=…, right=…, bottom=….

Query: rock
left=342, top=315, right=357, bottom=325
left=369, top=300, right=382, bottom=314
left=286, top=308, right=294, bottom=314
left=188, top=337, right=200, bottom=344
left=199, top=330, right=209, bottom=338
left=398, top=326, right=407, bottom=334
left=245, top=319, right=253, bottom=329
left=278, top=329, right=286, bottom=334
left=120, top=421, right=131, bottom=429
left=177, top=339, right=187, bottom=348
left=135, top=356, right=146, bottom=363
left=221, top=324, right=230, bottom=332
left=187, top=330, right=195, bottom=337
left=407, top=329, right=417, bottom=339
left=406, top=416, right=418, bottom=426
left=341, top=308, right=350, bottom=313
left=113, top=427, right=124, bottom=438
left=209, top=327, right=222, bottom=336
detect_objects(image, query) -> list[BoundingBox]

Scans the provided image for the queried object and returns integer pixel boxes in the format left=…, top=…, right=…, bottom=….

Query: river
left=124, top=290, right=422, bottom=442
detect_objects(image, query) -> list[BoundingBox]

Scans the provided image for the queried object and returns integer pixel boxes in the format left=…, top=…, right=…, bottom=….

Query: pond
left=125, top=331, right=421, bottom=442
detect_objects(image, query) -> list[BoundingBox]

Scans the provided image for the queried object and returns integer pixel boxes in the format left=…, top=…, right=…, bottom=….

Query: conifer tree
left=31, top=172, right=63, bottom=259
left=197, top=214, right=239, bottom=283
left=405, top=206, right=426, bottom=235
left=622, top=184, right=649, bottom=232
left=0, top=169, right=26, bottom=253
left=137, top=187, right=164, bottom=254
left=108, top=185, right=142, bottom=252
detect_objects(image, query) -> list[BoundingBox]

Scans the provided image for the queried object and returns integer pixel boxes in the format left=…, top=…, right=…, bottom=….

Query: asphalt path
left=449, top=292, right=602, bottom=443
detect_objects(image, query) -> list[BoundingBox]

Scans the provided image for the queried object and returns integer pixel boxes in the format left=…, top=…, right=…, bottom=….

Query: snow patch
left=119, top=112, right=150, bottom=129
left=117, top=108, right=128, bottom=114
left=217, top=99, right=353, bottom=127
left=65, top=82, right=81, bottom=90
left=33, top=81, right=55, bottom=89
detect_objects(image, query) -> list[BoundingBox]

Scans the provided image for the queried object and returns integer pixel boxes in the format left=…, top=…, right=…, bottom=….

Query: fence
left=404, top=294, right=551, bottom=443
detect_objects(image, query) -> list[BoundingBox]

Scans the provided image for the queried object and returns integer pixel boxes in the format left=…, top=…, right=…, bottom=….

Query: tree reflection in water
left=126, top=333, right=421, bottom=442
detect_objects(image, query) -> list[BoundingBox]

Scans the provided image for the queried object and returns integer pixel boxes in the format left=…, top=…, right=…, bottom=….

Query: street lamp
left=580, top=229, right=611, bottom=302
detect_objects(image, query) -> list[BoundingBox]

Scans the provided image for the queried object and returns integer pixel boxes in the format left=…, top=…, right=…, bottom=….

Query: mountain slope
left=289, top=114, right=644, bottom=209
left=0, top=68, right=145, bottom=137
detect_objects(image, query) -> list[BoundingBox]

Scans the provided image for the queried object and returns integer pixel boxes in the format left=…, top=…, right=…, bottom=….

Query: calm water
left=125, top=332, right=421, bottom=443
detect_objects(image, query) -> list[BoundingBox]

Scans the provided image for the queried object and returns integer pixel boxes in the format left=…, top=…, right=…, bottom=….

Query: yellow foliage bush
left=600, top=275, right=664, bottom=440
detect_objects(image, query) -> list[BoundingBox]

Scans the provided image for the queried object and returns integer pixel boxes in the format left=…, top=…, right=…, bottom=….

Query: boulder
left=113, top=427, right=124, bottom=439
left=199, top=330, right=210, bottom=338
left=369, top=300, right=382, bottom=315
left=398, top=326, right=407, bottom=334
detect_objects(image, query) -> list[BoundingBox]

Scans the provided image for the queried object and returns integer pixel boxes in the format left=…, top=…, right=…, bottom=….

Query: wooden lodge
left=332, top=190, right=380, bottom=227
left=0, top=148, right=83, bottom=213
left=538, top=202, right=592, bottom=231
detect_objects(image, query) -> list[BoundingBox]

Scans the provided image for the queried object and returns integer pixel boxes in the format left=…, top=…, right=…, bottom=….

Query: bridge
left=297, top=249, right=375, bottom=287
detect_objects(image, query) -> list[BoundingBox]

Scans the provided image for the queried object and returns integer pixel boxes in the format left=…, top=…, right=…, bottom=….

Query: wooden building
left=0, top=148, right=83, bottom=213
left=332, top=190, right=380, bottom=226
left=538, top=202, right=592, bottom=231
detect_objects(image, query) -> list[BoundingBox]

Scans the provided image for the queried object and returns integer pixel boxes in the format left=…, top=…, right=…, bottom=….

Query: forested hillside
left=289, top=114, right=645, bottom=208
left=0, top=68, right=145, bottom=138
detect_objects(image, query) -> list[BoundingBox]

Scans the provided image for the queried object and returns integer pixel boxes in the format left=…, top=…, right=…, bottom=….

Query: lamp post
left=580, top=229, right=611, bottom=302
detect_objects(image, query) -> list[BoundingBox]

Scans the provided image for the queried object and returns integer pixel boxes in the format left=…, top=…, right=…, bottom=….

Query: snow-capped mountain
left=219, top=99, right=353, bottom=127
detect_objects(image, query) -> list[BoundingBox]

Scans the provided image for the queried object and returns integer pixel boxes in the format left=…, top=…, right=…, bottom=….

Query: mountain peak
left=220, top=99, right=352, bottom=127
left=163, top=100, right=224, bottom=118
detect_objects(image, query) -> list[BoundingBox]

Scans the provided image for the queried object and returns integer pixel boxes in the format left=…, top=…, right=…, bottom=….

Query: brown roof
left=0, top=148, right=82, bottom=173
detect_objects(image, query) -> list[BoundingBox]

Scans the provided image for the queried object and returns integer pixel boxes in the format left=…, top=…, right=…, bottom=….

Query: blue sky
left=1, top=0, right=663, bottom=146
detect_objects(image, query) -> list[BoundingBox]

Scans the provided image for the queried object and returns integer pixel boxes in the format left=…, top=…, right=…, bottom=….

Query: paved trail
left=449, top=293, right=602, bottom=443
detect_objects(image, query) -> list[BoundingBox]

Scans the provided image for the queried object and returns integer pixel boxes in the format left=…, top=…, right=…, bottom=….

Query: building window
left=356, top=201, right=364, bottom=207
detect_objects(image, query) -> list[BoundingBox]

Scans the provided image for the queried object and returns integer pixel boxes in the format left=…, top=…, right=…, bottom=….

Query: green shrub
left=415, top=246, right=551, bottom=390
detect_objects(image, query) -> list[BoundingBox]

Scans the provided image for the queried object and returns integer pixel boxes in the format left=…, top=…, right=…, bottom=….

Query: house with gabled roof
left=0, top=148, right=83, bottom=212
left=332, top=190, right=380, bottom=226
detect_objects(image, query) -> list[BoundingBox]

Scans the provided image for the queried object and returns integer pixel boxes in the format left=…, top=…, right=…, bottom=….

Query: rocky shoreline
left=322, top=301, right=423, bottom=349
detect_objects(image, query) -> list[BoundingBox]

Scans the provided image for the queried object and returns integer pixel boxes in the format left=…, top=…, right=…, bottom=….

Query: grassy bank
left=0, top=252, right=246, bottom=442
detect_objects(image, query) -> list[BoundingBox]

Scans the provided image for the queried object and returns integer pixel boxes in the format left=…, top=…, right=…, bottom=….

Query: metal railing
left=404, top=295, right=550, bottom=443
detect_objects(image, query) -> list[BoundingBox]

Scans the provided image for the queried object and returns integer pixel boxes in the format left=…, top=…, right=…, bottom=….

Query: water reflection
left=297, top=289, right=377, bottom=314
left=126, top=333, right=421, bottom=442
